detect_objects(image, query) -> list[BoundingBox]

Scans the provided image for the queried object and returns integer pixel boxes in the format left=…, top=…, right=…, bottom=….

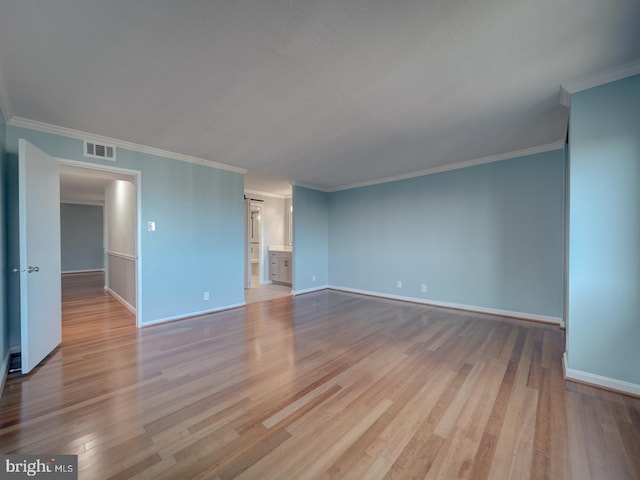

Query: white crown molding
left=563, top=352, right=640, bottom=398
left=244, top=189, right=286, bottom=200
left=7, top=116, right=248, bottom=175
left=325, top=141, right=566, bottom=193
left=561, top=59, right=640, bottom=95
left=291, top=140, right=565, bottom=193
left=291, top=181, right=331, bottom=193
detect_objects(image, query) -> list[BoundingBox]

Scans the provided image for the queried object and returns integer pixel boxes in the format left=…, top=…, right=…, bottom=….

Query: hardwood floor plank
left=549, top=342, right=570, bottom=480
left=566, top=390, right=593, bottom=480
left=321, top=356, right=454, bottom=478
left=426, top=361, right=507, bottom=480
left=595, top=397, right=636, bottom=480
left=382, top=364, right=473, bottom=479
left=433, top=362, right=485, bottom=438
left=1, top=273, right=639, bottom=479
left=532, top=367, right=552, bottom=480
left=361, top=369, right=457, bottom=479
left=465, top=357, right=517, bottom=480
left=291, top=399, right=393, bottom=480
left=103, top=454, right=162, bottom=480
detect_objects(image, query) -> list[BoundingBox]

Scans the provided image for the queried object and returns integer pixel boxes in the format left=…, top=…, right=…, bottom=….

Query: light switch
left=148, top=221, right=156, bottom=232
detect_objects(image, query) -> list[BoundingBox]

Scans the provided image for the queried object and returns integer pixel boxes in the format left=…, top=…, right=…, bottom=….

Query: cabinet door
left=269, top=253, right=279, bottom=281
left=283, top=258, right=291, bottom=283
left=277, top=257, right=291, bottom=284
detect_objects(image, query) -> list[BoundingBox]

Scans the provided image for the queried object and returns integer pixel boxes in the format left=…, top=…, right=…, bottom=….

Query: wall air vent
left=84, top=140, right=116, bottom=161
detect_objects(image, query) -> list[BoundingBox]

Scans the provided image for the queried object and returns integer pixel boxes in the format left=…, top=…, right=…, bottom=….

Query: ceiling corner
left=244, top=189, right=285, bottom=200
left=291, top=181, right=332, bottom=193
left=558, top=86, right=571, bottom=107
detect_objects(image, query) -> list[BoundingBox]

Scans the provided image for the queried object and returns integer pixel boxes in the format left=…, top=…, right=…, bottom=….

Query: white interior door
left=18, top=139, right=62, bottom=374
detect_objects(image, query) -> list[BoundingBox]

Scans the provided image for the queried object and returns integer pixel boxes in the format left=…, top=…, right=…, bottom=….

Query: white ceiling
left=60, top=165, right=134, bottom=204
left=1, top=1, right=639, bottom=196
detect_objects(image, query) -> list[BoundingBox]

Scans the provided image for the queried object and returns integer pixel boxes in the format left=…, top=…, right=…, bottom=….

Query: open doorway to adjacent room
left=59, top=162, right=140, bottom=327
left=244, top=192, right=293, bottom=304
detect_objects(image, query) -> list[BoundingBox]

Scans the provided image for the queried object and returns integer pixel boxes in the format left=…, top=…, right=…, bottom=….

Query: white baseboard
left=141, top=302, right=246, bottom=327
left=63, top=269, right=105, bottom=274
left=563, top=352, right=640, bottom=397
left=0, top=349, right=10, bottom=399
left=327, top=285, right=563, bottom=325
left=105, top=286, right=136, bottom=315
left=292, top=285, right=329, bottom=295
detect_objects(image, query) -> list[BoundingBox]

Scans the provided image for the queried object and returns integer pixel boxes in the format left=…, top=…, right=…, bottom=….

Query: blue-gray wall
left=567, top=74, right=640, bottom=385
left=0, top=113, right=7, bottom=369
left=5, top=126, right=245, bottom=333
left=293, top=186, right=329, bottom=292
left=328, top=150, right=565, bottom=318
left=61, top=203, right=104, bottom=272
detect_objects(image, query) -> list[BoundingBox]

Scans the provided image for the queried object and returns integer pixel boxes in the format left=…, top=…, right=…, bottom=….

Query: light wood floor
left=245, top=279, right=291, bottom=305
left=1, top=273, right=639, bottom=479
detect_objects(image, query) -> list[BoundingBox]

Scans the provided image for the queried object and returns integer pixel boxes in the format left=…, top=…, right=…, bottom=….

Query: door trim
left=244, top=198, right=251, bottom=289
left=56, top=158, right=143, bottom=328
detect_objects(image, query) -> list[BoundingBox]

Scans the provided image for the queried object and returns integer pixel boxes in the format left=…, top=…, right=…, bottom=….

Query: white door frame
left=57, top=158, right=143, bottom=328
left=244, top=198, right=251, bottom=289
left=250, top=202, right=263, bottom=285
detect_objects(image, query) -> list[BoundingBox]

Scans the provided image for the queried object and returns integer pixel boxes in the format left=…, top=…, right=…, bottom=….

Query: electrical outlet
left=312, top=275, right=316, bottom=282
left=421, top=284, right=427, bottom=293
left=147, top=221, right=156, bottom=232
left=397, top=280, right=402, bottom=289
left=203, top=291, right=210, bottom=300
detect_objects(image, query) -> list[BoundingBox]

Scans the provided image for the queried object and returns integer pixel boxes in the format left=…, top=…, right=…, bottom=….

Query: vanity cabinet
left=269, top=250, right=292, bottom=285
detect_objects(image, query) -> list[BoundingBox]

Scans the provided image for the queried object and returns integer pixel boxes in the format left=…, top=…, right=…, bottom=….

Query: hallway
left=61, top=272, right=136, bottom=343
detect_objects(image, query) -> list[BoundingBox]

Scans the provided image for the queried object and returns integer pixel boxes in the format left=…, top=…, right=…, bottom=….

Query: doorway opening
left=249, top=203, right=262, bottom=287
left=8, top=140, right=142, bottom=375
left=59, top=160, right=141, bottom=326
left=243, top=193, right=292, bottom=304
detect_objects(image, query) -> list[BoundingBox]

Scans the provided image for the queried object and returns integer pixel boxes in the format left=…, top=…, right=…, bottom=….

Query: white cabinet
left=277, top=256, right=291, bottom=284
left=269, top=250, right=292, bottom=285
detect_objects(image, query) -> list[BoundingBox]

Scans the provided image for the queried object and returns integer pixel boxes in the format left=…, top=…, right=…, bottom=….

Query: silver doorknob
left=27, top=266, right=40, bottom=273
left=12, top=268, right=22, bottom=273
